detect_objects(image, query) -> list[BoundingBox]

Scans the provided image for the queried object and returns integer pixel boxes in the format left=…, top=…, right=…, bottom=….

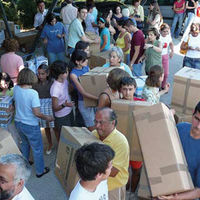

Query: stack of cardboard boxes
left=0, top=96, right=14, bottom=128
left=0, top=20, right=20, bottom=35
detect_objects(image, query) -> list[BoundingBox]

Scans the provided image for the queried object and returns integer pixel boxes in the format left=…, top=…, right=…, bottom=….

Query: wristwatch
left=61, top=103, right=65, bottom=108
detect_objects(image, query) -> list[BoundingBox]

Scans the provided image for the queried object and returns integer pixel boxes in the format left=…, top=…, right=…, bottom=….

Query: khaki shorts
left=108, top=186, right=126, bottom=200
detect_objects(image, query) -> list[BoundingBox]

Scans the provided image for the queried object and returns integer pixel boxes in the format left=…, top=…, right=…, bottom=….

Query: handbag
left=180, top=35, right=190, bottom=55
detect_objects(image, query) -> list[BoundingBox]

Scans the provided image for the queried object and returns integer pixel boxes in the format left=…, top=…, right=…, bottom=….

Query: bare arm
left=32, top=107, right=54, bottom=121
left=51, top=97, right=73, bottom=113
left=169, top=42, right=174, bottom=58
left=98, top=94, right=110, bottom=108
left=122, top=33, right=131, bottom=53
left=100, top=35, right=108, bottom=52
left=109, top=166, right=119, bottom=177
left=70, top=73, right=98, bottom=100
left=130, top=45, right=141, bottom=66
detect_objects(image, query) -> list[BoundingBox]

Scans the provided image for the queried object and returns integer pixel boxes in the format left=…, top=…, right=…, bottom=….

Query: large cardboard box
left=0, top=128, right=21, bottom=155
left=85, top=32, right=100, bottom=55
left=79, top=67, right=123, bottom=107
left=176, top=112, right=192, bottom=124
left=172, top=67, right=200, bottom=115
left=133, top=103, right=194, bottom=197
left=55, top=126, right=102, bottom=196
left=89, top=51, right=110, bottom=69
left=111, top=99, right=152, bottom=161
left=138, top=166, right=152, bottom=200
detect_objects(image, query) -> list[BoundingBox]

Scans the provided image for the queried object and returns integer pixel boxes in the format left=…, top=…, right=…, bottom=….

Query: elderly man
left=69, top=142, right=115, bottom=200
left=93, top=107, right=129, bottom=200
left=33, top=0, right=48, bottom=30
left=0, top=154, right=34, bottom=200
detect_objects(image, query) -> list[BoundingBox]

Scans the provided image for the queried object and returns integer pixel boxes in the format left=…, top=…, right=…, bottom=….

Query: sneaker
left=46, top=149, right=52, bottom=155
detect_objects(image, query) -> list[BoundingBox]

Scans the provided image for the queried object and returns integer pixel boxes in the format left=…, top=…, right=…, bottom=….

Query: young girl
left=159, top=23, right=174, bottom=89
left=70, top=50, right=98, bottom=131
left=98, top=17, right=111, bottom=52
left=50, top=61, right=74, bottom=140
left=32, top=64, right=55, bottom=155
left=14, top=68, right=53, bottom=177
left=142, top=65, right=170, bottom=104
left=0, top=72, right=14, bottom=96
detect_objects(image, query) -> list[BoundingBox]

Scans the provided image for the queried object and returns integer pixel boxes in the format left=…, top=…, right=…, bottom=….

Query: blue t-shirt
left=14, top=85, right=40, bottom=126
left=70, top=66, right=89, bottom=101
left=177, top=122, right=200, bottom=187
left=100, top=27, right=110, bottom=51
left=41, top=22, right=65, bottom=53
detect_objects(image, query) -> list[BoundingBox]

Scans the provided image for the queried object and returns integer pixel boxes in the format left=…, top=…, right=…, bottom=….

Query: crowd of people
left=0, top=0, right=200, bottom=199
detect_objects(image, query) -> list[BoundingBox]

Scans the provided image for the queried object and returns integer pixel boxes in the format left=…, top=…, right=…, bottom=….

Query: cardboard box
left=138, top=166, right=152, bottom=200
left=85, top=32, right=100, bottom=54
left=0, top=128, right=21, bottom=155
left=134, top=76, right=147, bottom=98
left=172, top=67, right=200, bottom=115
left=176, top=112, right=192, bottom=124
left=133, top=103, right=194, bottom=197
left=89, top=51, right=110, bottom=69
left=79, top=67, right=123, bottom=107
left=111, top=99, right=152, bottom=161
left=55, top=126, right=102, bottom=196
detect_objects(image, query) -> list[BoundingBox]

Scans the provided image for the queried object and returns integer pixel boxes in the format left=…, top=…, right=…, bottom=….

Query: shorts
left=130, top=161, right=142, bottom=169
left=39, top=98, right=54, bottom=128
left=78, top=100, right=95, bottom=127
left=54, top=111, right=74, bottom=129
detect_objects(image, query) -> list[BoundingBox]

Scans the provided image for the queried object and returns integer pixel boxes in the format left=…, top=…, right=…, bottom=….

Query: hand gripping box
left=55, top=126, right=102, bottom=196
left=0, top=128, right=21, bottom=156
left=79, top=66, right=123, bottom=107
left=111, top=99, right=152, bottom=161
left=133, top=103, right=194, bottom=197
left=172, top=67, right=200, bottom=115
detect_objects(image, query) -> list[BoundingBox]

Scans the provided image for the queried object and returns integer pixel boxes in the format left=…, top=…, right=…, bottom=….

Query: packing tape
left=183, top=79, right=191, bottom=114
left=91, top=76, right=96, bottom=85
left=160, top=163, right=187, bottom=175
left=149, top=177, right=162, bottom=185
left=134, top=112, right=165, bottom=122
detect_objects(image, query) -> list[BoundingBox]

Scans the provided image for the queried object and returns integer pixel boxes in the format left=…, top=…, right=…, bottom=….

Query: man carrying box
left=69, top=143, right=115, bottom=200
left=93, top=107, right=130, bottom=200
left=120, top=76, right=144, bottom=193
left=161, top=101, right=200, bottom=199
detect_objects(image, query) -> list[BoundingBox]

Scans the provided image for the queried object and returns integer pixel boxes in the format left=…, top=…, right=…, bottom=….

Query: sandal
left=36, top=167, right=50, bottom=178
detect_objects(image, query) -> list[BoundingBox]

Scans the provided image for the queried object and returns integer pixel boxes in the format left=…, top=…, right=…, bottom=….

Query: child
left=50, top=61, right=74, bottom=141
left=0, top=72, right=14, bottom=96
left=159, top=23, right=174, bottom=89
left=120, top=76, right=144, bottom=193
left=32, top=64, right=55, bottom=155
left=70, top=50, right=97, bottom=131
left=142, top=65, right=170, bottom=104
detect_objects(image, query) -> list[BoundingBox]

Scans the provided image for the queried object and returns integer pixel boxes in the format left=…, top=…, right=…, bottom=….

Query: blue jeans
left=171, top=13, right=184, bottom=37
left=132, top=63, right=143, bottom=76
left=184, top=12, right=195, bottom=32
left=183, top=56, right=200, bottom=69
left=48, top=52, right=66, bottom=65
left=15, top=121, right=45, bottom=175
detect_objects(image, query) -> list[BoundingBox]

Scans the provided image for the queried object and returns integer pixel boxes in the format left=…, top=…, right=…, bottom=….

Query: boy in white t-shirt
left=69, top=143, right=115, bottom=200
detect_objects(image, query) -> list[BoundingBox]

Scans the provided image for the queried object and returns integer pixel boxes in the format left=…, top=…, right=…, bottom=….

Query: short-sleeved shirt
left=69, top=180, right=108, bottom=200
left=145, top=40, right=162, bottom=73
left=60, top=4, right=77, bottom=25
left=184, top=34, right=200, bottom=58
left=32, top=80, right=53, bottom=99
left=174, top=0, right=185, bottom=14
left=186, top=0, right=198, bottom=14
left=130, top=29, right=145, bottom=64
left=41, top=22, right=65, bottom=54
left=50, top=79, right=72, bottom=117
left=70, top=66, right=89, bottom=101
left=102, top=62, right=133, bottom=77
left=14, top=85, right=40, bottom=126
left=129, top=5, right=144, bottom=21
left=159, top=34, right=172, bottom=55
left=142, top=85, right=160, bottom=104
left=100, top=27, right=110, bottom=51
left=68, top=18, right=85, bottom=48
left=85, top=13, right=98, bottom=34
left=0, top=52, right=24, bottom=84
left=177, top=122, right=200, bottom=187
left=34, top=9, right=48, bottom=28
left=93, top=128, right=129, bottom=191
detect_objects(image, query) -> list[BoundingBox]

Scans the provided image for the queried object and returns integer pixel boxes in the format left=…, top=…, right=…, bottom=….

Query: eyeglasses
left=94, top=119, right=111, bottom=125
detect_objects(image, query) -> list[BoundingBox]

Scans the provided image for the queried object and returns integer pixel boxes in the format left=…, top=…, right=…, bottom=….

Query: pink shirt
left=0, top=52, right=24, bottom=84
left=174, top=0, right=185, bottom=14
left=50, top=79, right=72, bottom=117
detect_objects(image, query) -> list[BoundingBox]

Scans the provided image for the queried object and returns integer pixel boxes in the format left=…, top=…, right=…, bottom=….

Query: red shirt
left=174, top=0, right=185, bottom=14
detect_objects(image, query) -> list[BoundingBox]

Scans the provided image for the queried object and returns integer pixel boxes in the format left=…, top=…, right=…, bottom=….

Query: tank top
left=116, top=32, right=130, bottom=55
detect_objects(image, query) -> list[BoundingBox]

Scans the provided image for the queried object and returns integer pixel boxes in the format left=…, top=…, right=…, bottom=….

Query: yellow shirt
left=93, top=128, right=129, bottom=191
left=116, top=32, right=130, bottom=55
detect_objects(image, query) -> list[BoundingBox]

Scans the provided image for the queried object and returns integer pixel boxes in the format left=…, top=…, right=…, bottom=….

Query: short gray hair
left=0, top=154, right=31, bottom=184
left=109, top=46, right=124, bottom=63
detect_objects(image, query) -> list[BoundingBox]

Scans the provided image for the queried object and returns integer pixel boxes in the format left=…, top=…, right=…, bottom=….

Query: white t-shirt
left=184, top=34, right=200, bottom=58
left=12, top=187, right=34, bottom=200
left=159, top=34, right=172, bottom=55
left=34, top=9, right=48, bottom=28
left=69, top=180, right=108, bottom=200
